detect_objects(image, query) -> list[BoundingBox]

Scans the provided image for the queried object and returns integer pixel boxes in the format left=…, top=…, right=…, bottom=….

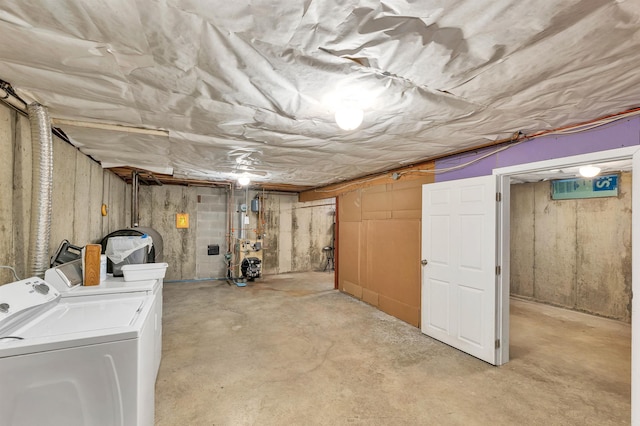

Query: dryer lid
left=0, top=277, right=60, bottom=336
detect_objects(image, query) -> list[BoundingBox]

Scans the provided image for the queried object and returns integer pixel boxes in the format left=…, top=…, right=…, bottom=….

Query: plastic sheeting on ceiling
left=0, top=0, right=639, bottom=187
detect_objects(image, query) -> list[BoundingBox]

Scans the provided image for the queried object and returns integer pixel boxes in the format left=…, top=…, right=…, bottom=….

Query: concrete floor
left=155, top=272, right=631, bottom=425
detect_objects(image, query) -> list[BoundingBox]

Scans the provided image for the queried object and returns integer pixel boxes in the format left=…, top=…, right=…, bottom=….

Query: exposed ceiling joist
left=108, top=167, right=310, bottom=193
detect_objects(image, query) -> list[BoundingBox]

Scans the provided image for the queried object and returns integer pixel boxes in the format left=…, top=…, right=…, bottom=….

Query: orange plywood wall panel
left=336, top=173, right=433, bottom=327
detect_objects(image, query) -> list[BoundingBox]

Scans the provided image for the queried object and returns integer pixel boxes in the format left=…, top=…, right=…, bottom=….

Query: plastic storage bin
left=112, top=247, right=148, bottom=277
left=121, top=263, right=168, bottom=282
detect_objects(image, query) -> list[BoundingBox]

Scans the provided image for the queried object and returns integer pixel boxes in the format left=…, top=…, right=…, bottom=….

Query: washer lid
left=0, top=294, right=154, bottom=357
left=61, top=276, right=159, bottom=297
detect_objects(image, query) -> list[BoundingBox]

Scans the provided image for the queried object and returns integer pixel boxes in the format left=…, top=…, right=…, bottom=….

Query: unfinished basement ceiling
left=1, top=1, right=640, bottom=188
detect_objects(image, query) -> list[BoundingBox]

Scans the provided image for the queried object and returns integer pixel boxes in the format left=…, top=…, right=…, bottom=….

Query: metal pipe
left=131, top=170, right=140, bottom=227
left=226, top=183, right=232, bottom=253
left=240, top=186, right=248, bottom=240
left=27, top=103, right=54, bottom=278
left=228, top=183, right=235, bottom=279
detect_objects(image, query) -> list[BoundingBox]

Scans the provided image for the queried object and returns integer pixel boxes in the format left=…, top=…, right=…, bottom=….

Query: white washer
left=45, top=260, right=163, bottom=377
left=0, top=277, right=156, bottom=426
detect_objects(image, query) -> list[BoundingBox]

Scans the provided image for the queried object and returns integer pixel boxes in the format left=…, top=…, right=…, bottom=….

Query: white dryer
left=0, top=277, right=156, bottom=426
left=45, top=260, right=163, bottom=377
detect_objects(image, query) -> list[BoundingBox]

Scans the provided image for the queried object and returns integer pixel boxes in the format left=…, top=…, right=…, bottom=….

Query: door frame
left=493, top=146, right=639, bottom=419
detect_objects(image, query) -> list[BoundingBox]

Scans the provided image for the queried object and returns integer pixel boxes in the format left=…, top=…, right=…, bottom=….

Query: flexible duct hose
left=27, top=103, right=53, bottom=278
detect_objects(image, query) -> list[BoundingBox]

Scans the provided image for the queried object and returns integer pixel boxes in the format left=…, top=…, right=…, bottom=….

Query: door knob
left=421, top=259, right=428, bottom=266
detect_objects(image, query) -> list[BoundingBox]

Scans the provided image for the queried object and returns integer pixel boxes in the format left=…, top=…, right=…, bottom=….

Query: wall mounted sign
left=176, top=213, right=190, bottom=229
left=551, top=174, right=619, bottom=200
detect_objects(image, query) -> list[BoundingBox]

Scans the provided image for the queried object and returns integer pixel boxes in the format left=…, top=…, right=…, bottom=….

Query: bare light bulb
left=238, top=175, right=251, bottom=186
left=579, top=165, right=601, bottom=178
left=335, top=107, right=363, bottom=130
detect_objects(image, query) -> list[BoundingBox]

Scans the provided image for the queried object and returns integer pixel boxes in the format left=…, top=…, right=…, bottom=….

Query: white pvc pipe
left=0, top=87, right=27, bottom=113
left=51, top=118, right=168, bottom=136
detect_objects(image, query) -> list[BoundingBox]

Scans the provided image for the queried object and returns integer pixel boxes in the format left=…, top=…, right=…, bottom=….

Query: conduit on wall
left=131, top=170, right=139, bottom=227
left=27, top=103, right=53, bottom=278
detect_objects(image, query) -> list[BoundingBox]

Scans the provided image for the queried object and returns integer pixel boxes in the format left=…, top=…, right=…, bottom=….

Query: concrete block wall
left=0, top=104, right=130, bottom=284
left=195, top=187, right=228, bottom=279
left=510, top=172, right=632, bottom=322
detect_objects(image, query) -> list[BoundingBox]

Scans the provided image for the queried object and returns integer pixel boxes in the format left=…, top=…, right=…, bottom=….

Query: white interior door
left=421, top=175, right=499, bottom=365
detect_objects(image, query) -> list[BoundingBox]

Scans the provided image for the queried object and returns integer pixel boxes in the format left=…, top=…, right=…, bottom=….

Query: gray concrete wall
left=136, top=185, right=336, bottom=280
left=263, top=195, right=335, bottom=274
left=510, top=172, right=632, bottom=322
left=262, top=194, right=295, bottom=274
left=0, top=107, right=18, bottom=284
left=0, top=104, right=130, bottom=284
left=138, top=185, right=198, bottom=281
left=0, top=100, right=334, bottom=284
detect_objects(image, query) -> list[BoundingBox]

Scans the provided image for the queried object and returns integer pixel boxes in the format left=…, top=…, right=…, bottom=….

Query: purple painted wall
left=435, top=116, right=640, bottom=182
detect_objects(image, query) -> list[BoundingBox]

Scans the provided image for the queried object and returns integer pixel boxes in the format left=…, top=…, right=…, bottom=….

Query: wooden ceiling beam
left=106, top=166, right=310, bottom=193
left=298, top=161, right=437, bottom=202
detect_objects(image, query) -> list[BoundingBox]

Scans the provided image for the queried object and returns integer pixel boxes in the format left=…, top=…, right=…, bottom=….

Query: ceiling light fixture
left=335, top=107, right=363, bottom=130
left=578, top=165, right=601, bottom=178
left=238, top=175, right=251, bottom=186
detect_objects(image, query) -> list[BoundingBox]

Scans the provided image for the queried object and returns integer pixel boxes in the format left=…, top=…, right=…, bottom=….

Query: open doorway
left=507, top=164, right=631, bottom=421
left=494, top=146, right=639, bottom=422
